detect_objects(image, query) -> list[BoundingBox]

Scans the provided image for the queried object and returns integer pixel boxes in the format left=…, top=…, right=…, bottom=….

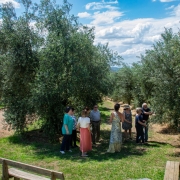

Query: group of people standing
left=60, top=102, right=152, bottom=156
left=60, top=105, right=101, bottom=157
left=107, top=103, right=132, bottom=153
left=135, top=103, right=153, bottom=144
left=107, top=102, right=152, bottom=153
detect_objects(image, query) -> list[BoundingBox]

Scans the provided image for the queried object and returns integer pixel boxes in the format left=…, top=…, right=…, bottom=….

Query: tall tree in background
left=0, top=1, right=40, bottom=132
left=111, top=64, right=133, bottom=104
left=141, top=28, right=180, bottom=128
left=110, top=28, right=180, bottom=130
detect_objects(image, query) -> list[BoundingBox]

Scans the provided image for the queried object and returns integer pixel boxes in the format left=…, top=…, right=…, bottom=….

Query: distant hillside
left=111, top=66, right=120, bottom=72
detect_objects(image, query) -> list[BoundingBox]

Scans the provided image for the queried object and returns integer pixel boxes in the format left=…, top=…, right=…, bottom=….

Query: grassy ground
left=0, top=100, right=179, bottom=180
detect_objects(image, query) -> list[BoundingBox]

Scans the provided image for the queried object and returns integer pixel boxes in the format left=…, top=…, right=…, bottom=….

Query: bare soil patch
left=0, top=109, right=14, bottom=138
left=150, top=123, right=180, bottom=147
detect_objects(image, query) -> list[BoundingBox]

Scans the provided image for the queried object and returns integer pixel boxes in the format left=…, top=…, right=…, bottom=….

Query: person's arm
left=123, top=112, right=131, bottom=123
left=87, top=118, right=90, bottom=131
left=76, top=117, right=80, bottom=129
left=143, top=109, right=153, bottom=115
left=87, top=123, right=90, bottom=131
left=73, top=116, right=77, bottom=125
left=99, top=111, right=101, bottom=123
left=109, top=113, right=114, bottom=123
left=63, top=116, right=69, bottom=134
left=138, top=120, right=146, bottom=127
left=89, top=111, right=92, bottom=120
left=119, top=112, right=124, bottom=122
left=64, top=125, right=69, bottom=134
left=143, top=111, right=153, bottom=115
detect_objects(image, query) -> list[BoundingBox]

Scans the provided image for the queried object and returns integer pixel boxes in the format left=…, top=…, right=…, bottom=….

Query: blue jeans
left=144, top=124, right=148, bottom=142
left=136, top=126, right=144, bottom=143
left=60, top=134, right=71, bottom=151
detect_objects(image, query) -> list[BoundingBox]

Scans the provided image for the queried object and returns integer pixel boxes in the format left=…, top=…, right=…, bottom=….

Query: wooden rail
left=0, top=158, right=65, bottom=180
left=164, top=161, right=179, bottom=180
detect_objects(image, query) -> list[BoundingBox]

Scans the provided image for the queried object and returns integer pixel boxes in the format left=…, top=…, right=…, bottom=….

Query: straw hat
left=123, top=104, right=130, bottom=110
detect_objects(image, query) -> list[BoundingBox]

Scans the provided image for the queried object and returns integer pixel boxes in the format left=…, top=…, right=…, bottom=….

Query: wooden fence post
left=51, top=172, right=56, bottom=180
left=2, top=159, right=9, bottom=180
left=14, top=178, right=20, bottom=180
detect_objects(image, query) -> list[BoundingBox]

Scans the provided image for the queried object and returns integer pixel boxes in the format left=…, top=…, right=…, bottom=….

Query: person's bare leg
left=124, top=130, right=128, bottom=141
left=129, top=129, right=132, bottom=139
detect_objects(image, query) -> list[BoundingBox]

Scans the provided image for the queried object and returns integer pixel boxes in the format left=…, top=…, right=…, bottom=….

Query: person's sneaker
left=69, top=150, right=72, bottom=152
left=81, top=154, right=88, bottom=157
left=60, top=151, right=65, bottom=154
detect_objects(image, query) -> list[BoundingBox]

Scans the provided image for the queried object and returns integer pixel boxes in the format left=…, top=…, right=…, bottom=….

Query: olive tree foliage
left=141, top=28, right=180, bottom=128
left=111, top=64, right=134, bottom=104
left=111, top=62, right=154, bottom=107
left=0, top=0, right=122, bottom=138
left=31, top=0, right=122, bottom=138
left=0, top=58, right=3, bottom=100
left=130, top=61, right=155, bottom=107
left=0, top=0, right=40, bottom=132
left=111, top=28, right=180, bottom=129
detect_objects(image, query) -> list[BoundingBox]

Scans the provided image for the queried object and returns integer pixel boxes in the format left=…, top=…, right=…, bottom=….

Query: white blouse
left=77, top=117, right=90, bottom=128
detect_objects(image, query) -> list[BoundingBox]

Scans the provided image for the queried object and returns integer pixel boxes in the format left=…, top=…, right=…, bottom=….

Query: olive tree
left=140, top=28, right=180, bottom=129
left=31, top=0, right=122, bottom=138
left=0, top=0, right=40, bottom=132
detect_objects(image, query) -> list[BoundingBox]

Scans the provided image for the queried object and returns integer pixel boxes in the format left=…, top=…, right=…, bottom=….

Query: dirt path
left=0, top=109, right=14, bottom=138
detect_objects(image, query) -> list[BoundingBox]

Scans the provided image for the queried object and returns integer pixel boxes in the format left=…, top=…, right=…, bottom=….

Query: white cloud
left=160, top=0, right=176, bottom=2
left=166, top=5, right=175, bottom=10
left=78, top=12, right=91, bottom=18
left=90, top=10, right=124, bottom=25
left=91, top=13, right=180, bottom=63
left=0, top=0, right=20, bottom=8
left=79, top=1, right=180, bottom=64
left=153, top=0, right=177, bottom=2
left=86, top=0, right=118, bottom=10
left=171, top=4, right=180, bottom=16
left=121, top=46, right=147, bottom=57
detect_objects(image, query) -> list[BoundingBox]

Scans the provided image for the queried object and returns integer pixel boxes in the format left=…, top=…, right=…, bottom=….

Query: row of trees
left=111, top=29, right=180, bottom=130
left=0, top=0, right=122, bottom=139
left=1, top=0, right=179, bottom=138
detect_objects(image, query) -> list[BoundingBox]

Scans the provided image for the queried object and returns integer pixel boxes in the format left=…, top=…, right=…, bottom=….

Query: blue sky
left=1, top=0, right=180, bottom=64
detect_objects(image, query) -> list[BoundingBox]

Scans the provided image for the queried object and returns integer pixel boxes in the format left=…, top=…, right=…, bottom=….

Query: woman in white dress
left=107, top=103, right=124, bottom=153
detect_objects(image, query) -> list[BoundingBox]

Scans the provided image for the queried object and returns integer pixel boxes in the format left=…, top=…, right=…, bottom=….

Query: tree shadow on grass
left=7, top=129, right=170, bottom=163
left=156, top=125, right=179, bottom=135
left=99, top=106, right=114, bottom=111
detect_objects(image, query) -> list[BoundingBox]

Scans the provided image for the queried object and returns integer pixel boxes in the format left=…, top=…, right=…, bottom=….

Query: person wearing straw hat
left=122, top=104, right=132, bottom=142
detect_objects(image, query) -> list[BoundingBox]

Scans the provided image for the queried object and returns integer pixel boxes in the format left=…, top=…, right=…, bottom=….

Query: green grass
left=0, top=101, right=178, bottom=180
